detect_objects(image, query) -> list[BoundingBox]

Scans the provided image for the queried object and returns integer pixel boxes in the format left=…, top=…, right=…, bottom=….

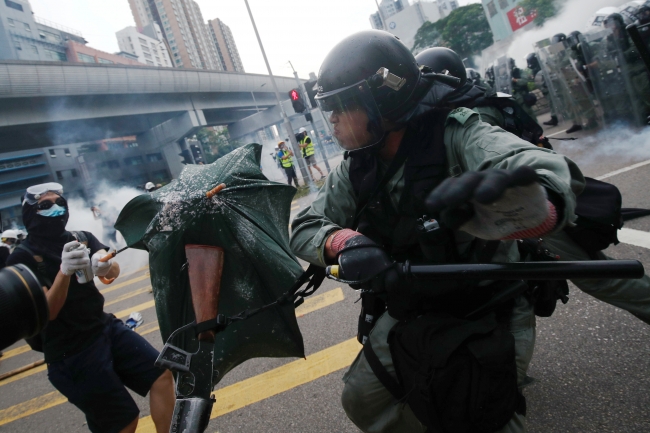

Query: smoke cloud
left=551, top=124, right=650, bottom=169
left=506, top=0, right=631, bottom=67
left=66, top=181, right=149, bottom=276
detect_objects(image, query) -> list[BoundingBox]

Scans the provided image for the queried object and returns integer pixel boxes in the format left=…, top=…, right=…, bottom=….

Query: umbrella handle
left=206, top=183, right=226, bottom=199
left=98, top=251, right=117, bottom=285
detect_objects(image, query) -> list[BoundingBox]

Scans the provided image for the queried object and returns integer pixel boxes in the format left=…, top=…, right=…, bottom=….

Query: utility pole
left=243, top=0, right=310, bottom=184
left=288, top=61, right=331, bottom=174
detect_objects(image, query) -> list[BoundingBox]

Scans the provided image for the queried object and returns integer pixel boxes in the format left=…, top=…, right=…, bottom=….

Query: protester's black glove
left=425, top=166, right=555, bottom=240
left=337, top=235, right=398, bottom=291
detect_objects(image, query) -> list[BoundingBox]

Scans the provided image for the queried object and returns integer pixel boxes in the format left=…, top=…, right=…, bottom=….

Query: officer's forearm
left=325, top=231, right=340, bottom=261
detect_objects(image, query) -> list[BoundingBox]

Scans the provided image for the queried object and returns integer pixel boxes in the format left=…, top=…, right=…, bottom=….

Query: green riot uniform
left=290, top=108, right=583, bottom=433
left=472, top=105, right=650, bottom=325
left=511, top=67, right=538, bottom=123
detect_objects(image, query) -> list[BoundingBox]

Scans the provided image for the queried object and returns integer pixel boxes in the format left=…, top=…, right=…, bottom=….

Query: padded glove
left=332, top=231, right=398, bottom=291
left=425, top=166, right=557, bottom=240
left=91, top=252, right=112, bottom=277
left=61, top=241, right=90, bottom=276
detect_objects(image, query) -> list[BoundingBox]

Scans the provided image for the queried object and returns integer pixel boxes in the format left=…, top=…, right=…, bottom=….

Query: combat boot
left=543, top=116, right=558, bottom=126
left=566, top=124, right=583, bottom=134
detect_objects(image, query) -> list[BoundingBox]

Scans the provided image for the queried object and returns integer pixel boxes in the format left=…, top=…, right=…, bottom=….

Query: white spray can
left=73, top=244, right=93, bottom=284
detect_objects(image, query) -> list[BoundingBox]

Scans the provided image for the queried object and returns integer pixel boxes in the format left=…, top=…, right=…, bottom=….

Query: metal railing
left=34, top=16, right=83, bottom=38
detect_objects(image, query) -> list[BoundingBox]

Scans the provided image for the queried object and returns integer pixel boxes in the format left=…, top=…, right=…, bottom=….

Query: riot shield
left=627, top=21, right=650, bottom=74
left=494, top=56, right=513, bottom=95
left=580, top=27, right=650, bottom=126
left=536, top=40, right=602, bottom=129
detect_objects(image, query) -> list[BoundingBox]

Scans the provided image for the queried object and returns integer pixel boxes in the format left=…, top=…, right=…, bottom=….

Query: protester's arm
left=44, top=272, right=72, bottom=320
left=290, top=159, right=357, bottom=266
left=444, top=107, right=585, bottom=232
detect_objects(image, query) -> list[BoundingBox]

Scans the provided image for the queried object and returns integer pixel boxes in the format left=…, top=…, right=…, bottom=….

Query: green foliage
left=195, top=127, right=240, bottom=164
left=519, top=0, right=561, bottom=27
left=412, top=4, right=493, bottom=61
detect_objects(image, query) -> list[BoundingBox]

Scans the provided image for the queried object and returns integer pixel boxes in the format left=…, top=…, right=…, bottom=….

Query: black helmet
left=315, top=30, right=440, bottom=153
left=551, top=33, right=566, bottom=44
left=604, top=13, right=626, bottom=30
left=526, top=53, right=540, bottom=74
left=508, top=57, right=516, bottom=70
left=637, top=5, right=650, bottom=24
left=415, top=47, right=467, bottom=85
left=566, top=31, right=582, bottom=50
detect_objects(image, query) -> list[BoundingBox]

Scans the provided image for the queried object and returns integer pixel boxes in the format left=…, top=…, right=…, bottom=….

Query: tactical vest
left=301, top=136, right=315, bottom=158
left=280, top=150, right=293, bottom=168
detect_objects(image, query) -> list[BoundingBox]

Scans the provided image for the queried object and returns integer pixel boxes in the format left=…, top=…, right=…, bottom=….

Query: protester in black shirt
left=7, top=183, right=174, bottom=433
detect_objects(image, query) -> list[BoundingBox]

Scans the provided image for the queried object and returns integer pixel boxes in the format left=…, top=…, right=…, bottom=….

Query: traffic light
left=305, top=112, right=313, bottom=122
left=179, top=149, right=193, bottom=165
left=288, top=88, right=306, bottom=114
left=304, top=80, right=318, bottom=108
left=190, top=144, right=203, bottom=163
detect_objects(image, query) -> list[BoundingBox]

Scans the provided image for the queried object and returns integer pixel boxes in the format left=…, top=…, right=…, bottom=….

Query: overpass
left=0, top=60, right=303, bottom=153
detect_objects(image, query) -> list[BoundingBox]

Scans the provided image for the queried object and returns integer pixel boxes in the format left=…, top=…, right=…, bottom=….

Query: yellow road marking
left=291, top=205, right=299, bottom=210
left=135, top=338, right=361, bottom=433
left=99, top=274, right=150, bottom=295
left=0, top=365, right=47, bottom=388
left=0, top=391, right=68, bottom=427
left=0, top=294, right=352, bottom=426
left=104, top=286, right=152, bottom=307
left=296, top=288, right=344, bottom=316
left=0, top=344, right=32, bottom=361
left=113, top=300, right=156, bottom=319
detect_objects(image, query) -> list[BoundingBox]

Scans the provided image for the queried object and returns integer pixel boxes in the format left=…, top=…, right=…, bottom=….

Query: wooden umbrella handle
left=98, top=251, right=117, bottom=285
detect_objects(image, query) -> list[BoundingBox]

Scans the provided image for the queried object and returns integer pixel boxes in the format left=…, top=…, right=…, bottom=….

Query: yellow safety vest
left=280, top=149, right=293, bottom=168
left=301, top=136, right=315, bottom=157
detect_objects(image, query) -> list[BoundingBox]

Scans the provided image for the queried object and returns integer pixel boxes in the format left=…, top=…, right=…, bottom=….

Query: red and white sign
left=507, top=6, right=537, bottom=32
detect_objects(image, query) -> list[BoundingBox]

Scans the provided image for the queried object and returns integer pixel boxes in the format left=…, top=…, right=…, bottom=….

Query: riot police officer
left=291, top=30, right=583, bottom=433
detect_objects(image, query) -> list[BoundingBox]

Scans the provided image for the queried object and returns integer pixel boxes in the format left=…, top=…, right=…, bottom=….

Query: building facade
left=207, top=18, right=244, bottom=73
left=128, top=0, right=223, bottom=70
left=370, top=0, right=448, bottom=50
left=0, top=0, right=86, bottom=62
left=481, top=0, right=536, bottom=42
left=116, top=23, right=173, bottom=67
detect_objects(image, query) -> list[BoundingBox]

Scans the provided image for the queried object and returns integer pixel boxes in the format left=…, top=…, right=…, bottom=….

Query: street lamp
left=242, top=0, right=310, bottom=183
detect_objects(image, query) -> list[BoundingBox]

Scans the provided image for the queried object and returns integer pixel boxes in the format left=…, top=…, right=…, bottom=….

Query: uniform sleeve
left=289, top=159, right=357, bottom=266
left=444, top=108, right=585, bottom=231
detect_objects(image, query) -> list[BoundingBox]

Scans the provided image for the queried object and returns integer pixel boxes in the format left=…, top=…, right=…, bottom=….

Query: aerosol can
left=72, top=244, right=93, bottom=284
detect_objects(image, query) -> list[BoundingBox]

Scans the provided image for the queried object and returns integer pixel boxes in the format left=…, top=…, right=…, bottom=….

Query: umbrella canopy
left=115, top=143, right=305, bottom=384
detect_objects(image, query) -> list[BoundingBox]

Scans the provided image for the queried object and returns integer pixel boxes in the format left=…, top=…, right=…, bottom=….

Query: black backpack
left=364, top=311, right=525, bottom=433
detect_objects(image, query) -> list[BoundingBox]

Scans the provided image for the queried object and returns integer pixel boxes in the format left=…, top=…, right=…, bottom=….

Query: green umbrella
left=115, top=143, right=305, bottom=384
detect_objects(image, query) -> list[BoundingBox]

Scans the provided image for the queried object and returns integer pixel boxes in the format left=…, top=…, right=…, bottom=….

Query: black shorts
left=47, top=316, right=165, bottom=433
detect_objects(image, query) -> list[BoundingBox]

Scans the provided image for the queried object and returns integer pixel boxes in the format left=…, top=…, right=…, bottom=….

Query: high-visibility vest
left=280, top=150, right=293, bottom=168
left=301, top=136, right=315, bottom=157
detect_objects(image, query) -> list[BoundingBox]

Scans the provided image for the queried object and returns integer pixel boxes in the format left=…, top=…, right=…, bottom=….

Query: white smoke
left=66, top=181, right=149, bottom=276
left=506, top=0, right=631, bottom=68
left=551, top=124, right=650, bottom=168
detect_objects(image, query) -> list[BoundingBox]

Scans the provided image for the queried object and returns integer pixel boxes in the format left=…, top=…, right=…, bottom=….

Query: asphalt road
left=1, top=114, right=650, bottom=432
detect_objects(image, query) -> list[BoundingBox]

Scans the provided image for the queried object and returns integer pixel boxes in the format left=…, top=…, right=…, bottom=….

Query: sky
left=28, top=0, right=480, bottom=79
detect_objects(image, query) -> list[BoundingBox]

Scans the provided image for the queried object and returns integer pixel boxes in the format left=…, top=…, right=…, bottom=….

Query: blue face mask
left=37, top=204, right=67, bottom=218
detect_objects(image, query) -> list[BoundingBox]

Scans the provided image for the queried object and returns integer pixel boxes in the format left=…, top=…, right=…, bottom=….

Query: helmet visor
left=24, top=182, right=64, bottom=205
left=316, top=81, right=385, bottom=152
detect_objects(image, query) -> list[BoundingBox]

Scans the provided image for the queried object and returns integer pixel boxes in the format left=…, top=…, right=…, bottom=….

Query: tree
left=195, top=127, right=239, bottom=164
left=518, top=0, right=562, bottom=27
left=412, top=4, right=493, bottom=62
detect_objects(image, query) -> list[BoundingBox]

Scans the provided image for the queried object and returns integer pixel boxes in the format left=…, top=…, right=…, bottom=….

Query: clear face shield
left=316, top=81, right=385, bottom=152
left=23, top=182, right=64, bottom=205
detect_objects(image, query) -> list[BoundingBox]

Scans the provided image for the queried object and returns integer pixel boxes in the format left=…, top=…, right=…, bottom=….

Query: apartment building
left=207, top=18, right=244, bottom=73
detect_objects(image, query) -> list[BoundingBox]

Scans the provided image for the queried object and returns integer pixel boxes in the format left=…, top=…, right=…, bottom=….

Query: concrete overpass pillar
left=137, top=110, right=207, bottom=178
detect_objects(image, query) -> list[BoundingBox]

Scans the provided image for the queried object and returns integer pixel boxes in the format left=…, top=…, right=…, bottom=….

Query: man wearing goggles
left=6, top=183, right=174, bottom=433
left=291, top=30, right=585, bottom=433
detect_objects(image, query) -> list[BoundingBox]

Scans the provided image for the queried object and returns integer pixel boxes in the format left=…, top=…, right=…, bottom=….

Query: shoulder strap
left=15, top=243, right=52, bottom=287
left=363, top=337, right=405, bottom=400
left=70, top=231, right=88, bottom=245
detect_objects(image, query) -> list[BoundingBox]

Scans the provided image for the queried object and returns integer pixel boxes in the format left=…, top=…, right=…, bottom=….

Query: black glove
left=337, top=235, right=398, bottom=291
left=425, top=166, right=550, bottom=240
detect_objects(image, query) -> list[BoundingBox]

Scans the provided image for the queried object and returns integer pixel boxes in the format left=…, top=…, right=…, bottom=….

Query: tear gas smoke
left=506, top=0, right=631, bottom=68
left=66, top=181, right=149, bottom=276
left=551, top=125, right=650, bottom=171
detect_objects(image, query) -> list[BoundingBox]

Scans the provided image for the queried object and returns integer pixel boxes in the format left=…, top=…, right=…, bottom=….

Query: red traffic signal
left=288, top=88, right=306, bottom=113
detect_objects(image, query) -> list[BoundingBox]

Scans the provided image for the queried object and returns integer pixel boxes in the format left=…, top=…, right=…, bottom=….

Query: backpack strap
left=16, top=243, right=52, bottom=288
left=70, top=231, right=88, bottom=246
left=363, top=337, right=405, bottom=401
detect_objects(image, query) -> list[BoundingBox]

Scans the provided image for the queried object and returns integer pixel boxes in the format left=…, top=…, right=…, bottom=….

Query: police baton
left=327, top=260, right=644, bottom=282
